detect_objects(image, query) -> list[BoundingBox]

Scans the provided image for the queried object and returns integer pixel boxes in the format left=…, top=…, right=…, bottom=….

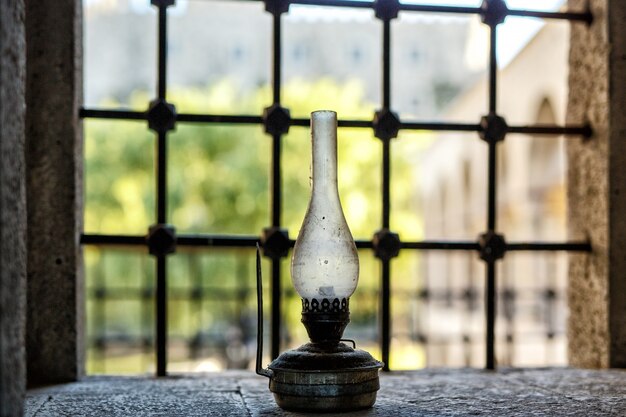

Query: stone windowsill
left=26, top=368, right=626, bottom=416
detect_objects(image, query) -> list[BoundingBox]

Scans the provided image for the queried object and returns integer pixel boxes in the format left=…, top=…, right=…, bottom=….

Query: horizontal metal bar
left=506, top=242, right=591, bottom=252
left=289, top=0, right=374, bottom=9
left=80, top=108, right=263, bottom=125
left=79, top=107, right=592, bottom=137
left=80, top=108, right=146, bottom=120
left=80, top=109, right=480, bottom=132
left=81, top=233, right=261, bottom=247
left=401, top=122, right=480, bottom=132
left=290, top=118, right=310, bottom=127
left=288, top=0, right=591, bottom=23
left=507, top=9, right=592, bottom=24
left=402, top=241, right=480, bottom=250
left=81, top=234, right=146, bottom=245
left=177, top=235, right=260, bottom=247
left=88, top=286, right=561, bottom=300
left=81, top=234, right=592, bottom=253
left=255, top=0, right=591, bottom=23
left=508, top=124, right=592, bottom=137
left=338, top=119, right=373, bottom=128
left=355, top=239, right=374, bottom=249
left=399, top=4, right=480, bottom=15
left=176, top=113, right=263, bottom=124
left=289, top=117, right=372, bottom=129
left=88, top=287, right=257, bottom=300
left=88, top=331, right=560, bottom=349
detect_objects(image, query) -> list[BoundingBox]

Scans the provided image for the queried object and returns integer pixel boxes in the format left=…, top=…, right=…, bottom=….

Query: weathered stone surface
left=0, top=1, right=27, bottom=416
left=25, top=375, right=250, bottom=417
left=25, top=0, right=84, bottom=383
left=25, top=369, right=626, bottom=416
left=567, top=0, right=626, bottom=367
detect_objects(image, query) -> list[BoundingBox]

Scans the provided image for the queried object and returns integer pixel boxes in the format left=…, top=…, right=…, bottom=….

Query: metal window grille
left=80, top=0, right=593, bottom=376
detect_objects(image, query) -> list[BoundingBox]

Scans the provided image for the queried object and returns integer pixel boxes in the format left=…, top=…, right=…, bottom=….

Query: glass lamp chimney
left=291, top=110, right=359, bottom=343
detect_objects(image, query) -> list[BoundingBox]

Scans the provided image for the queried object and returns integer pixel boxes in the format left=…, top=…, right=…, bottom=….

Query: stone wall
left=567, top=0, right=626, bottom=367
left=25, top=0, right=84, bottom=384
left=0, top=0, right=26, bottom=415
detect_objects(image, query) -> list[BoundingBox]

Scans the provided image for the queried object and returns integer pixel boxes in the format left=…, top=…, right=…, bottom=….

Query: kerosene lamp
left=256, top=110, right=383, bottom=412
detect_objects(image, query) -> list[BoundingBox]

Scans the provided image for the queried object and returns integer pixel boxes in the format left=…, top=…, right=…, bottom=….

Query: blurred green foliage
left=84, top=79, right=429, bottom=373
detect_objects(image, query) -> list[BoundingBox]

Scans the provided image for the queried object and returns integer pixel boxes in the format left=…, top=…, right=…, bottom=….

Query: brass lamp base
left=267, top=342, right=383, bottom=412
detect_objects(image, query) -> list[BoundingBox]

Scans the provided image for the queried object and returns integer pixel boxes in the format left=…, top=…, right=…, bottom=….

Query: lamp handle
left=255, top=243, right=273, bottom=378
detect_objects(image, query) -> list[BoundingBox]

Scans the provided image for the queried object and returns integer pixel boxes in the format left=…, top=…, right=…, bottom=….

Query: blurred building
left=84, top=0, right=478, bottom=118
left=419, top=22, right=569, bottom=366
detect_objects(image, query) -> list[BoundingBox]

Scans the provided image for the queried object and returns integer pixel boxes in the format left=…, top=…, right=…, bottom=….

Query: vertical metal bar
left=141, top=257, right=151, bottom=372
left=381, top=260, right=391, bottom=371
left=256, top=244, right=273, bottom=377
left=155, top=131, right=168, bottom=377
left=488, top=24, right=497, bottom=114
left=464, top=254, right=475, bottom=366
left=236, top=254, right=249, bottom=334
left=272, top=135, right=281, bottom=228
left=545, top=257, right=557, bottom=362
left=485, top=22, right=498, bottom=370
left=270, top=136, right=282, bottom=359
left=95, top=252, right=106, bottom=373
left=156, top=255, right=167, bottom=376
left=272, top=13, right=281, bottom=105
left=190, top=254, right=202, bottom=361
left=379, top=15, right=393, bottom=371
left=382, top=140, right=390, bottom=229
left=270, top=11, right=282, bottom=359
left=486, top=260, right=496, bottom=369
left=380, top=141, right=391, bottom=365
left=271, top=260, right=281, bottom=359
left=157, top=131, right=168, bottom=224
left=421, top=255, right=431, bottom=367
left=382, top=19, right=391, bottom=109
left=502, top=263, right=514, bottom=366
left=157, top=5, right=167, bottom=100
left=155, top=2, right=169, bottom=376
left=487, top=141, right=497, bottom=232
